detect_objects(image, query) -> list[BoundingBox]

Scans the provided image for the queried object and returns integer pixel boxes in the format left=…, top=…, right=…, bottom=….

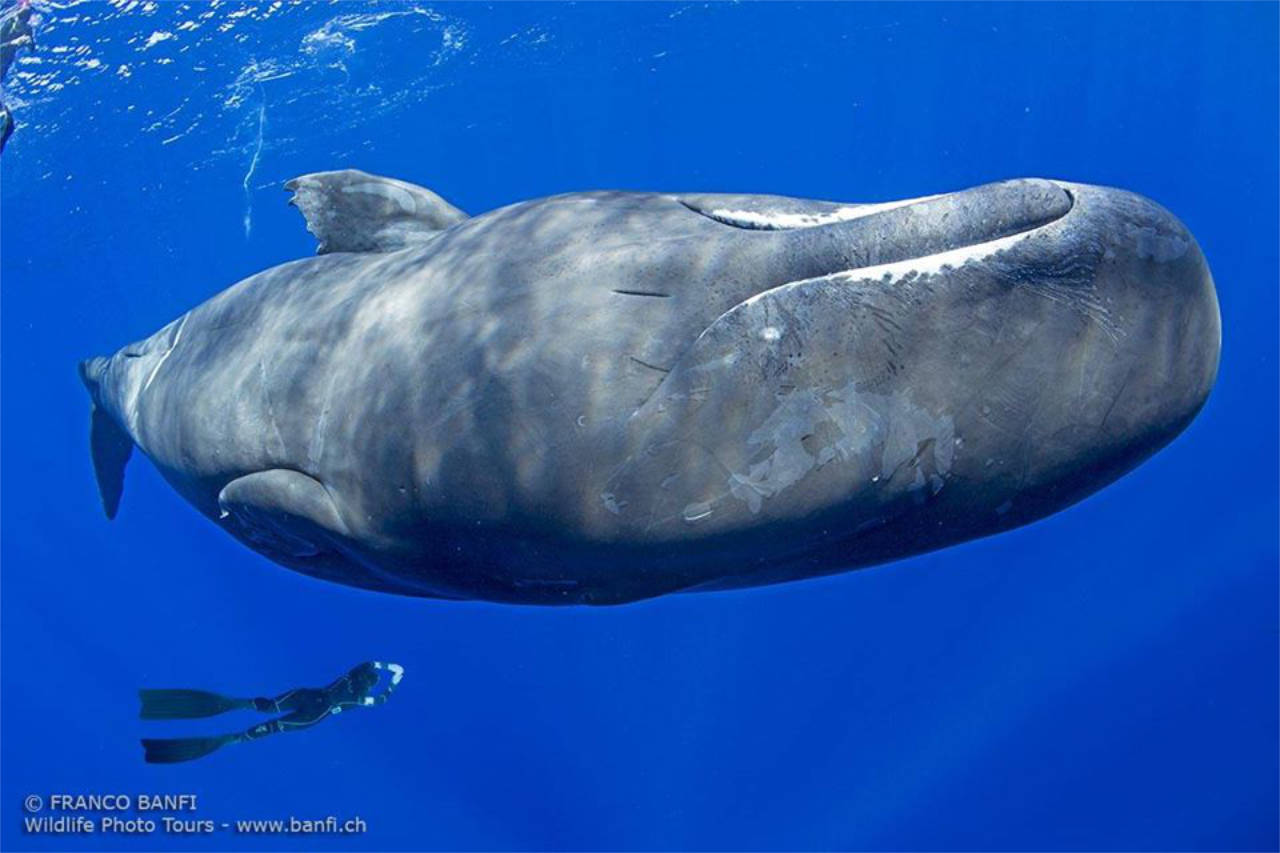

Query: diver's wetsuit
left=139, top=661, right=404, bottom=764
left=238, top=662, right=399, bottom=740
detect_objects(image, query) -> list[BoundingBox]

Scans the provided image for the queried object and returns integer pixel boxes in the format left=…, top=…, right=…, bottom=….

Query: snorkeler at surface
left=0, top=0, right=35, bottom=153
left=139, top=661, right=404, bottom=764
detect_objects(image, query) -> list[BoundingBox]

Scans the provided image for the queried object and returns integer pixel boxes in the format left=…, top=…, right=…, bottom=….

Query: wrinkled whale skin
left=81, top=174, right=1220, bottom=604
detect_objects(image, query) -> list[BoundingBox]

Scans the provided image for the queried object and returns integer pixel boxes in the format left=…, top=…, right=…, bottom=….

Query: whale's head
left=590, top=179, right=1220, bottom=577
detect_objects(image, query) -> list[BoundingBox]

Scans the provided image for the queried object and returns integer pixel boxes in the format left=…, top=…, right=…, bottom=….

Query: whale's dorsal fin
left=284, top=169, right=468, bottom=255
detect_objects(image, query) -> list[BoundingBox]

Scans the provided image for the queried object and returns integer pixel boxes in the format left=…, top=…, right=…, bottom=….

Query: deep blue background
left=2, top=2, right=1276, bottom=850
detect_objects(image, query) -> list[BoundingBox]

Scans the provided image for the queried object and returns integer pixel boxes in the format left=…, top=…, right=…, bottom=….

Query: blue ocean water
left=1, top=2, right=1276, bottom=850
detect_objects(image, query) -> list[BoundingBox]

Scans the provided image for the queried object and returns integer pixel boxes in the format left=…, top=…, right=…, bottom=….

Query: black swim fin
left=139, top=689, right=250, bottom=720
left=141, top=736, right=233, bottom=764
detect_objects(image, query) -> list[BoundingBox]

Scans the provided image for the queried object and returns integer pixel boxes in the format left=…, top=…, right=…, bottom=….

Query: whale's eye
left=678, top=193, right=942, bottom=231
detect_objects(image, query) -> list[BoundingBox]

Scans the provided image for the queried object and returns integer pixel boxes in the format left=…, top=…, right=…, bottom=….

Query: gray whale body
left=81, top=172, right=1220, bottom=604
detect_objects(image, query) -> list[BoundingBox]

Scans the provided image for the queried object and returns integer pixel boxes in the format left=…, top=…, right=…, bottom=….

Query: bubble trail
left=241, top=84, right=265, bottom=238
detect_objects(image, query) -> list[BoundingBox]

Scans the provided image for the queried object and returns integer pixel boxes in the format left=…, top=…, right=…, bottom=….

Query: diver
left=0, top=0, right=35, bottom=153
left=138, top=661, right=404, bottom=764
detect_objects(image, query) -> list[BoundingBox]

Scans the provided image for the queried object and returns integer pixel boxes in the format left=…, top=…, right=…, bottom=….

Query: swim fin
left=138, top=689, right=251, bottom=720
left=141, top=735, right=234, bottom=764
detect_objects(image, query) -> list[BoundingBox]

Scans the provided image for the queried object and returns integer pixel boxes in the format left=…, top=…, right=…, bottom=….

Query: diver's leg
left=272, top=707, right=334, bottom=732
left=234, top=706, right=329, bottom=742
left=139, top=700, right=341, bottom=762
left=141, top=714, right=286, bottom=764
left=138, top=689, right=256, bottom=720
left=261, top=688, right=326, bottom=714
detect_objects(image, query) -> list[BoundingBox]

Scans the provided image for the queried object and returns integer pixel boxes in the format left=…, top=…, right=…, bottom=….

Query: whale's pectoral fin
left=284, top=168, right=468, bottom=255
left=217, top=470, right=350, bottom=559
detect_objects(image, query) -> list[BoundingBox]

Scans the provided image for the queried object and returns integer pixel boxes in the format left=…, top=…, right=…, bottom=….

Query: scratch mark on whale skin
left=727, top=383, right=954, bottom=514
left=257, top=360, right=288, bottom=458
left=141, top=314, right=189, bottom=396
left=307, top=371, right=339, bottom=470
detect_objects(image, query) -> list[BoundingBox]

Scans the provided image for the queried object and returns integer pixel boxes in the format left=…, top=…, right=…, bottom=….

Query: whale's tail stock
left=78, top=356, right=134, bottom=520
